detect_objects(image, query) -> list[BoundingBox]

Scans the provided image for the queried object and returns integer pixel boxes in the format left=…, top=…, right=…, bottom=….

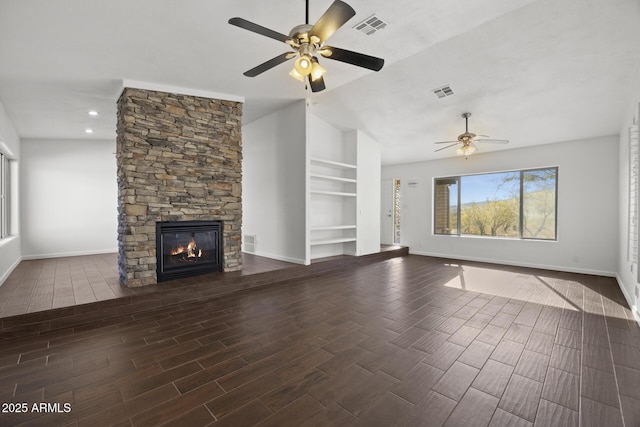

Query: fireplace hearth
left=156, top=221, right=223, bottom=282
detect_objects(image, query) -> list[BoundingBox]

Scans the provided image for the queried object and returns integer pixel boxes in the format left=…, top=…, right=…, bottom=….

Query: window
left=629, top=118, right=639, bottom=267
left=434, top=178, right=459, bottom=235
left=0, top=151, right=9, bottom=239
left=434, top=167, right=557, bottom=240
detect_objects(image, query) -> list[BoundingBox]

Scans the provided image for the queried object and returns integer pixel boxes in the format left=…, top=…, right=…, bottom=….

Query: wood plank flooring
left=0, top=254, right=639, bottom=426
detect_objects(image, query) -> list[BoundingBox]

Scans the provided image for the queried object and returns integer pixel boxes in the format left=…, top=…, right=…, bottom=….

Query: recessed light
left=88, top=110, right=99, bottom=116
left=85, top=129, right=94, bottom=134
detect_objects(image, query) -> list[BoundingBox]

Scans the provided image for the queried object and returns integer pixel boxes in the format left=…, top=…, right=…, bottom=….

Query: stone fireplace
left=116, top=87, right=242, bottom=287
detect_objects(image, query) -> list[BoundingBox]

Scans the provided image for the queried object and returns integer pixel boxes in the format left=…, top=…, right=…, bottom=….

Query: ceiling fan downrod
left=462, top=112, right=471, bottom=133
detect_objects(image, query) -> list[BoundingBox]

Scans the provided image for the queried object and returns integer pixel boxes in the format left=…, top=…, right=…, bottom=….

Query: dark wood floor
left=0, top=254, right=639, bottom=426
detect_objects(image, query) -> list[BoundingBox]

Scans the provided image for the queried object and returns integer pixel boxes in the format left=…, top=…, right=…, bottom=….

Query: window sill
left=433, top=233, right=557, bottom=242
left=0, top=235, right=18, bottom=248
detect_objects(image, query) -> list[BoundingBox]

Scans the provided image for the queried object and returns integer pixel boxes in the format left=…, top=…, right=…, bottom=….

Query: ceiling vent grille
left=353, top=14, right=388, bottom=36
left=432, top=85, right=454, bottom=99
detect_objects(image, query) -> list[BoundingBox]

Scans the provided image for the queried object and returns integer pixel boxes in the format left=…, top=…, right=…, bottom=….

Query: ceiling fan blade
left=309, top=0, right=356, bottom=43
left=243, top=52, right=294, bottom=77
left=229, top=17, right=291, bottom=43
left=308, top=75, right=326, bottom=93
left=476, top=139, right=509, bottom=144
left=435, top=143, right=459, bottom=152
left=321, top=46, right=384, bottom=71
left=434, top=140, right=459, bottom=144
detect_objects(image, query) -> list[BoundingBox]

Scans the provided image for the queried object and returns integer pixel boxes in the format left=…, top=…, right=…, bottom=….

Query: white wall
left=617, top=59, right=640, bottom=321
left=308, top=112, right=345, bottom=160
left=242, top=100, right=307, bottom=264
left=20, top=139, right=117, bottom=259
left=0, top=100, right=21, bottom=285
left=355, top=130, right=381, bottom=256
left=383, top=136, right=619, bottom=276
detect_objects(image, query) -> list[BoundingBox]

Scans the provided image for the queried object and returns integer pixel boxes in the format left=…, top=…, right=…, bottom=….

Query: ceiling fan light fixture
left=294, top=54, right=313, bottom=76
left=289, top=68, right=305, bottom=82
left=310, top=57, right=326, bottom=82
left=456, top=144, right=476, bottom=156
left=433, top=112, right=508, bottom=156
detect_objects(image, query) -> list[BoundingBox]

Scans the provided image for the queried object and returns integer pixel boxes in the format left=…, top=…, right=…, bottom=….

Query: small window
left=522, top=169, right=557, bottom=239
left=434, top=167, right=557, bottom=240
left=0, top=152, right=7, bottom=239
left=434, top=177, right=459, bottom=235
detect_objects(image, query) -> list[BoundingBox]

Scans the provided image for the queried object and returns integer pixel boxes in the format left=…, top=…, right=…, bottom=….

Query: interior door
left=381, top=179, right=394, bottom=244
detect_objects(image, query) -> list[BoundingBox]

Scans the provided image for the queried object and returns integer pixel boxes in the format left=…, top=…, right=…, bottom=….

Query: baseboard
left=0, top=256, right=22, bottom=287
left=21, top=249, right=118, bottom=261
left=616, top=274, right=640, bottom=327
left=410, top=250, right=617, bottom=278
left=246, top=250, right=306, bottom=266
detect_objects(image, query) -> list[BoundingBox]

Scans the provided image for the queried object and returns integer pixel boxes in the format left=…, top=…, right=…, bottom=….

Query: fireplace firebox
left=156, top=221, right=223, bottom=282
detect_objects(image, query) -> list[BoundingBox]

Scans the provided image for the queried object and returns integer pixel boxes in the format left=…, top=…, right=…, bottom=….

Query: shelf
left=310, top=225, right=356, bottom=231
left=310, top=157, right=356, bottom=169
left=308, top=151, right=357, bottom=258
left=310, top=173, right=357, bottom=183
left=310, top=237, right=357, bottom=245
left=311, top=190, right=356, bottom=197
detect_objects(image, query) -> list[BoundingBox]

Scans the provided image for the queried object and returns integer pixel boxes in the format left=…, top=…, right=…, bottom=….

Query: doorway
left=381, top=179, right=401, bottom=245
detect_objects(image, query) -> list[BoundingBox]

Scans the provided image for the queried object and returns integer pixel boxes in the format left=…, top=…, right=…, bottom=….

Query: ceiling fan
left=434, top=112, right=509, bottom=156
left=228, top=0, right=384, bottom=92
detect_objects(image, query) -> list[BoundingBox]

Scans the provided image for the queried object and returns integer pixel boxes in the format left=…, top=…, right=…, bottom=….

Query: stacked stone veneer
left=116, top=88, right=242, bottom=287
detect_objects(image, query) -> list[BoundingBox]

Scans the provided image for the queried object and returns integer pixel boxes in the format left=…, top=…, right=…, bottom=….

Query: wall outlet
left=635, top=286, right=639, bottom=299
left=572, top=256, right=580, bottom=262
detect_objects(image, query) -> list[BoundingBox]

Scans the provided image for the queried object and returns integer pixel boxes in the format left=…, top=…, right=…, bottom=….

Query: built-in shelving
left=310, top=225, right=356, bottom=231
left=308, top=153, right=358, bottom=260
left=310, top=157, right=356, bottom=169
left=310, top=237, right=357, bottom=245
left=310, top=173, right=357, bottom=183
left=310, top=190, right=356, bottom=197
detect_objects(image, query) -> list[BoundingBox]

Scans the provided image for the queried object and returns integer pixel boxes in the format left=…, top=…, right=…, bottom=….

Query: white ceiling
left=0, top=0, right=639, bottom=165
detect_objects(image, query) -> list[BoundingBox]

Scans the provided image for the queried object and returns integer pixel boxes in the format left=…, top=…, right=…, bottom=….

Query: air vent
left=432, top=85, right=454, bottom=99
left=243, top=234, right=256, bottom=253
left=353, top=14, right=389, bottom=36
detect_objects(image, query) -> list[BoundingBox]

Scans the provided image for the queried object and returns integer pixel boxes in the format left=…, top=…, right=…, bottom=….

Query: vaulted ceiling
left=1, top=0, right=639, bottom=164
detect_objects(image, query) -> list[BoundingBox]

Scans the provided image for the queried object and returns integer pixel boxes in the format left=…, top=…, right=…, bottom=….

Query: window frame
left=0, top=150, right=10, bottom=240
left=434, top=166, right=558, bottom=241
left=1, top=152, right=5, bottom=239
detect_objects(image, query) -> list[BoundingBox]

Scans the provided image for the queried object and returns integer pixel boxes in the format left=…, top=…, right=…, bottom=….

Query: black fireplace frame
left=156, top=220, right=223, bottom=282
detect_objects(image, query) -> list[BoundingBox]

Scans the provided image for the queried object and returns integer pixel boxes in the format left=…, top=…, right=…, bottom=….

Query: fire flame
left=170, top=238, right=203, bottom=258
